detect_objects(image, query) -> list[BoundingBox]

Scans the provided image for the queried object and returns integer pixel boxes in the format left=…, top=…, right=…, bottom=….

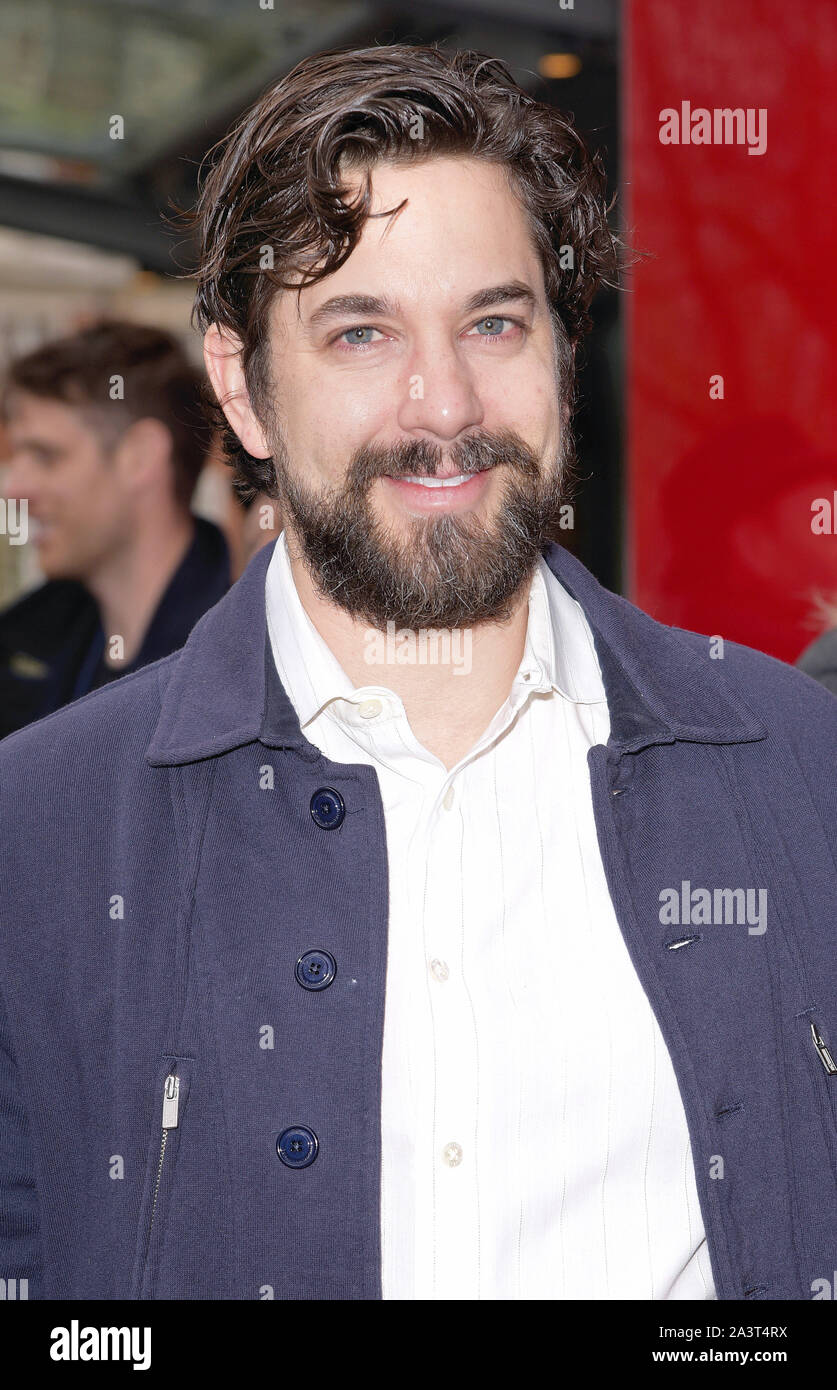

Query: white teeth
left=401, top=473, right=473, bottom=489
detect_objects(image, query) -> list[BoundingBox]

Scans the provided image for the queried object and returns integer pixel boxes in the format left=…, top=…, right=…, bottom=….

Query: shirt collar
left=265, top=530, right=357, bottom=728
left=517, top=556, right=606, bottom=704
left=265, top=531, right=606, bottom=731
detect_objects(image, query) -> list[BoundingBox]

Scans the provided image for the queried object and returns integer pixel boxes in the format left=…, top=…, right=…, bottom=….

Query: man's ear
left=203, top=323, right=272, bottom=460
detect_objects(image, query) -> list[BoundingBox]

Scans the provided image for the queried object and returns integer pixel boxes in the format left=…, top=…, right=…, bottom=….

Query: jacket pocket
left=801, top=1014, right=837, bottom=1177
left=130, top=1054, right=195, bottom=1300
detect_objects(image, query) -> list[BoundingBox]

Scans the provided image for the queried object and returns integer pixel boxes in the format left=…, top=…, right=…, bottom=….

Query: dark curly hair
left=182, top=42, right=624, bottom=503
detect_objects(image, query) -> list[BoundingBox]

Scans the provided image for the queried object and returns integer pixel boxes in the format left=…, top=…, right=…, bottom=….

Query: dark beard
left=272, top=426, right=568, bottom=630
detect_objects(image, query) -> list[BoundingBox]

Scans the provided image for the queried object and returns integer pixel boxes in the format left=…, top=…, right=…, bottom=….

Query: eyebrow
left=304, top=280, right=538, bottom=333
left=13, top=438, right=61, bottom=453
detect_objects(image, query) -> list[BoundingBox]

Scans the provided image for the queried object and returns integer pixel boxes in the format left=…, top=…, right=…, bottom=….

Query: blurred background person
left=0, top=319, right=230, bottom=737
left=236, top=491, right=283, bottom=576
left=797, top=595, right=837, bottom=695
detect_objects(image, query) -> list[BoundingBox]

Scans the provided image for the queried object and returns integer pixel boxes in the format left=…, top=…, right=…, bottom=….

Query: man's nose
left=396, top=337, right=484, bottom=442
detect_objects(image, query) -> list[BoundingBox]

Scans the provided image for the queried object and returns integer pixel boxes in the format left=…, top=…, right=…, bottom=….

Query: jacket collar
left=145, top=539, right=767, bottom=767
left=542, top=543, right=767, bottom=750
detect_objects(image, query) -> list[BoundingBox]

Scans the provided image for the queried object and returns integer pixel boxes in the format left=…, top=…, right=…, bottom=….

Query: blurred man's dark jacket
left=0, top=516, right=230, bottom=739
left=797, top=628, right=837, bottom=697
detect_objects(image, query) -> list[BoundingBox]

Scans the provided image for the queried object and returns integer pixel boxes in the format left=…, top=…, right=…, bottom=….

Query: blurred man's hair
left=183, top=42, right=625, bottom=503
left=2, top=319, right=211, bottom=509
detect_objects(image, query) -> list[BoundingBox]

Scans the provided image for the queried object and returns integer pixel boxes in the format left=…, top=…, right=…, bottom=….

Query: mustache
left=344, top=427, right=543, bottom=490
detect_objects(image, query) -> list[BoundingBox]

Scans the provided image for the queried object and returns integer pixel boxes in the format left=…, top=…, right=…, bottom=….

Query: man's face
left=257, top=155, right=569, bottom=628
left=2, top=392, right=133, bottom=582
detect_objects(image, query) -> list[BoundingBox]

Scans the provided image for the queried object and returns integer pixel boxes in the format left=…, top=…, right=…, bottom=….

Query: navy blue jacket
left=0, top=516, right=230, bottom=739
left=1, top=539, right=836, bottom=1300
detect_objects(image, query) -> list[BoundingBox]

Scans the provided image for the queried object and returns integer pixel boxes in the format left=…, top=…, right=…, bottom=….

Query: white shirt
left=265, top=531, right=716, bottom=1300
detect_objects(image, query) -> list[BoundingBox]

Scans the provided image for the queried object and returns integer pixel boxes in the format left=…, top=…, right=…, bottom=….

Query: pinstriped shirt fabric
left=265, top=531, right=716, bottom=1300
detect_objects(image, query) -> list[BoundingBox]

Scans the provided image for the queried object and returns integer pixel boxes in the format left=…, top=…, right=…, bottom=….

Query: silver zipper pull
left=162, top=1073, right=180, bottom=1128
left=811, top=1022, right=837, bottom=1075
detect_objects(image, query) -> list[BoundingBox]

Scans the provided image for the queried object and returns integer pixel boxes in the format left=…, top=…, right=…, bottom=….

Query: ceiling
left=0, top=0, right=619, bottom=270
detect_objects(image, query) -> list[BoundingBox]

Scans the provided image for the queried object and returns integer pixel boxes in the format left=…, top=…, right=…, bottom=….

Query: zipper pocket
left=132, top=1055, right=194, bottom=1299
left=801, top=1014, right=837, bottom=1188
left=810, top=1021, right=837, bottom=1076
left=145, top=1072, right=181, bottom=1259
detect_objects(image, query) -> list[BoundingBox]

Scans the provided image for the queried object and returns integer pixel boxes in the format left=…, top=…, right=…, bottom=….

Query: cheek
left=488, top=367, right=557, bottom=440
left=327, top=385, right=387, bottom=436
left=285, top=377, right=392, bottom=472
left=50, top=464, right=90, bottom=506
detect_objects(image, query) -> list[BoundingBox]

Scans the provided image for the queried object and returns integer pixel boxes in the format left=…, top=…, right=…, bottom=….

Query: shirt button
left=442, top=1141, right=463, bottom=1168
left=276, top=1126, right=319, bottom=1168
left=358, top=698, right=383, bottom=720
left=295, top=949, right=337, bottom=991
left=310, top=787, right=345, bottom=829
left=429, top=958, right=450, bottom=983
left=442, top=785, right=455, bottom=811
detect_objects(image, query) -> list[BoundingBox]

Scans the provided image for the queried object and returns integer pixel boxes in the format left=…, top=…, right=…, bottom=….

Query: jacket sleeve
left=0, top=980, right=43, bottom=1299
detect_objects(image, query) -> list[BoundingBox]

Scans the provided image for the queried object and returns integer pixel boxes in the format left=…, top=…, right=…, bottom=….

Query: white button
left=442, top=1141, right=463, bottom=1167
left=442, top=785, right=455, bottom=811
left=358, top=698, right=383, bottom=720
left=429, top=958, right=449, bottom=983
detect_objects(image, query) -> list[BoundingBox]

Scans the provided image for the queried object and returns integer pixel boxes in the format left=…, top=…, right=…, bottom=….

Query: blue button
left=310, top=787, right=345, bottom=829
left=296, top=949, right=337, bottom=991
left=277, top=1126, right=319, bottom=1169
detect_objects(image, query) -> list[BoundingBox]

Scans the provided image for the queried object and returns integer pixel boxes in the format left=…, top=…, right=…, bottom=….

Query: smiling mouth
left=380, top=463, right=495, bottom=512
left=398, top=473, right=475, bottom=489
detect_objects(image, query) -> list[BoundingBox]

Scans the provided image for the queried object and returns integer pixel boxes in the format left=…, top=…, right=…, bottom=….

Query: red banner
left=625, top=0, right=837, bottom=662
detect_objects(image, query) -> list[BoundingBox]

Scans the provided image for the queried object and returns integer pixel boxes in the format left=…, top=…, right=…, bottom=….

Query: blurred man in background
left=797, top=597, right=837, bottom=695
left=237, top=490, right=282, bottom=575
left=0, top=319, right=230, bottom=737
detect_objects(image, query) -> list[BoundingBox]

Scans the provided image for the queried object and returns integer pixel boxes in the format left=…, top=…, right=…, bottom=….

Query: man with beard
left=1, top=44, right=836, bottom=1304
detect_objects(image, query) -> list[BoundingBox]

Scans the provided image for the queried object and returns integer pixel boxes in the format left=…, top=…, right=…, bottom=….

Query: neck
left=86, top=511, right=195, bottom=669
left=284, top=530, right=532, bottom=769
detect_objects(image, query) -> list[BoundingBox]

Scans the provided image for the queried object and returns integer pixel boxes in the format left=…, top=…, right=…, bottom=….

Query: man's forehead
left=267, top=156, right=545, bottom=329
left=6, top=390, right=62, bottom=427
left=6, top=391, right=95, bottom=439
